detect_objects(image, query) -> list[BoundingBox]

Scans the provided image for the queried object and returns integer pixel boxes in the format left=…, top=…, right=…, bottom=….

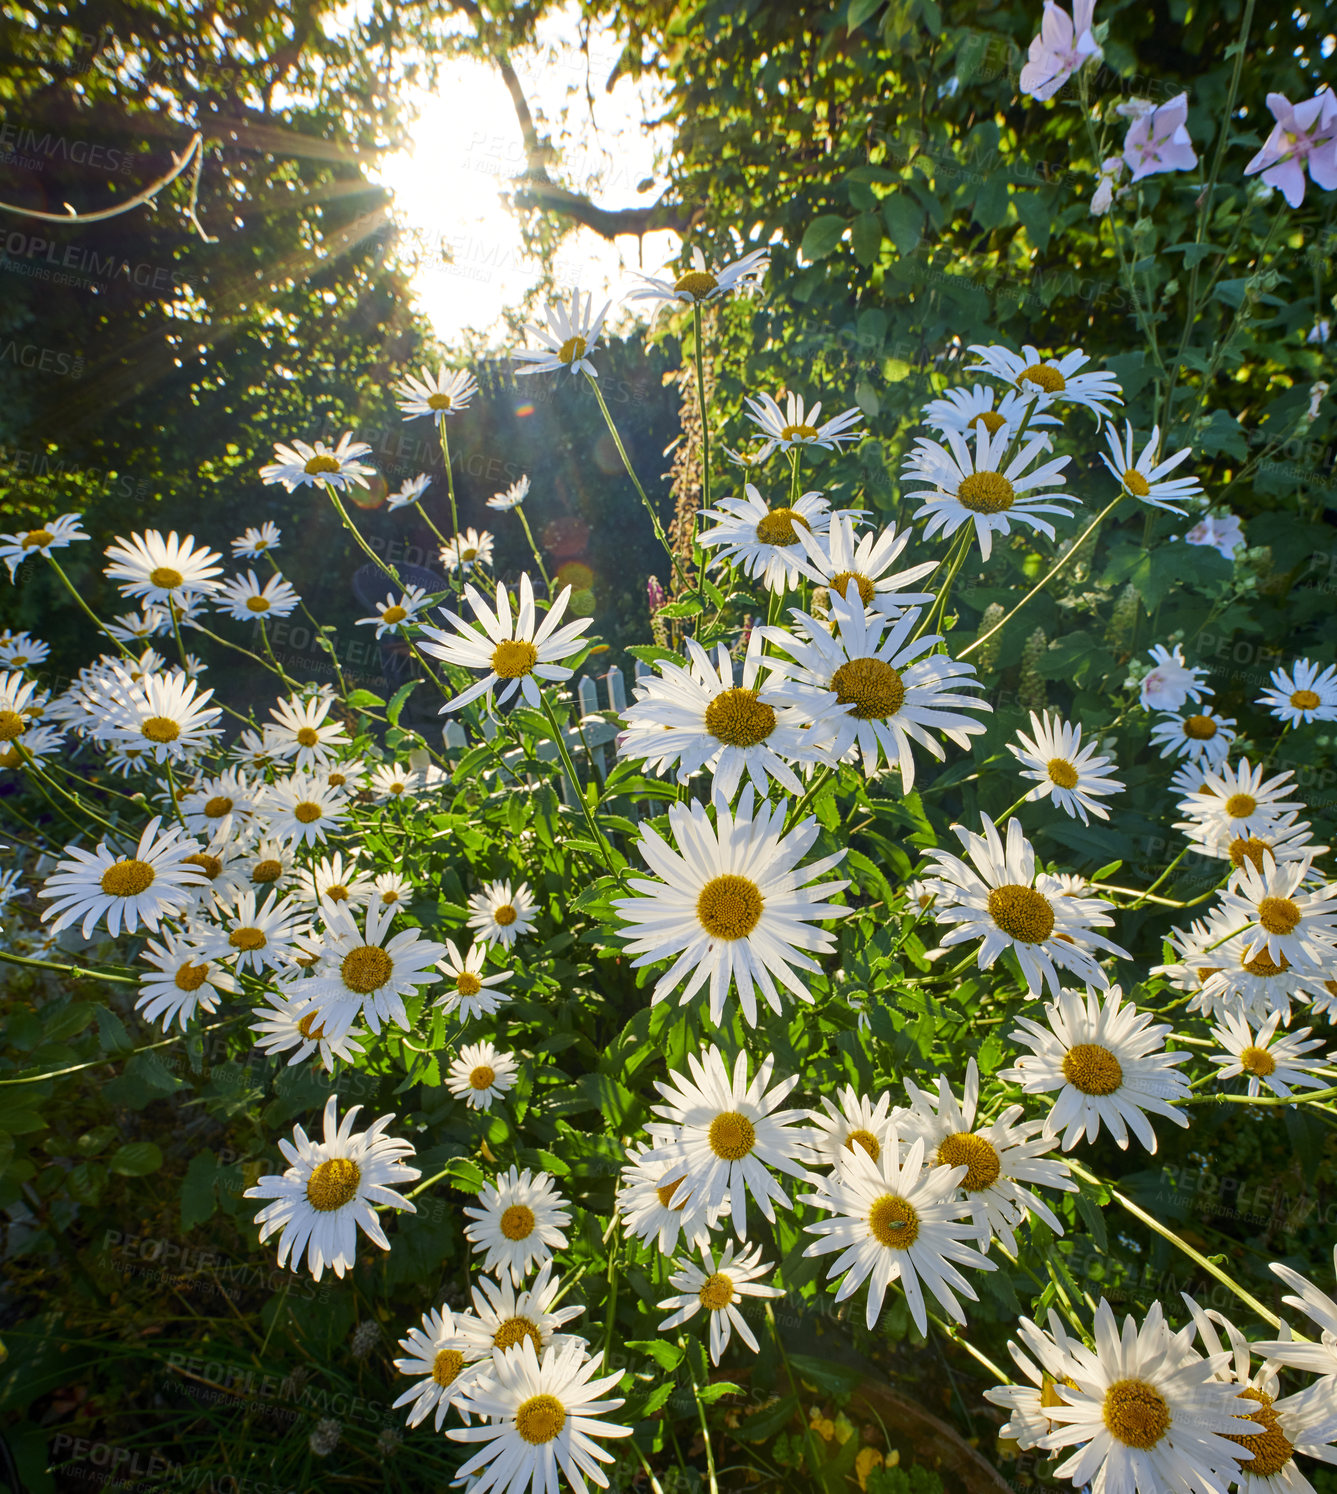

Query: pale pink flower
left=1122, top=92, right=1198, bottom=183
left=1244, top=89, right=1337, bottom=208
left=1136, top=644, right=1210, bottom=713
left=1182, top=512, right=1244, bottom=561
left=1019, top=0, right=1099, bottom=103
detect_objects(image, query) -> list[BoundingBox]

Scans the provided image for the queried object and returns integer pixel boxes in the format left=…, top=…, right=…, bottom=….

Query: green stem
left=438, top=417, right=461, bottom=551
left=0, top=948, right=137, bottom=985
left=325, top=483, right=403, bottom=589
left=539, top=692, right=619, bottom=877
left=764, top=1303, right=823, bottom=1483
left=692, top=302, right=712, bottom=596
left=995, top=790, right=1032, bottom=824
left=45, top=556, right=132, bottom=657
left=266, top=553, right=351, bottom=698
left=913, top=527, right=972, bottom=644
left=683, top=1344, right=720, bottom=1494
left=785, top=764, right=836, bottom=832
left=514, top=505, right=553, bottom=592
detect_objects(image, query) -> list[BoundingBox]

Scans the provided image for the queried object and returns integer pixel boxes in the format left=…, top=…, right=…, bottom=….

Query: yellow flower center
left=324, top=884, right=350, bottom=903
left=204, top=795, right=234, bottom=818
left=844, top=1129, right=880, bottom=1161
left=1243, top=948, right=1289, bottom=977
left=1122, top=469, right=1151, bottom=497
left=297, top=1012, right=326, bottom=1040
left=183, top=853, right=222, bottom=879
left=674, top=269, right=719, bottom=298
left=1183, top=714, right=1217, bottom=739
left=1239, top=1044, right=1276, bottom=1078
left=754, top=507, right=811, bottom=545
left=1102, top=1378, right=1170, bottom=1450
left=0, top=745, right=21, bottom=767
left=704, top=687, right=776, bottom=748
left=493, top=1316, right=542, bottom=1353
left=100, top=859, right=156, bottom=897
left=558, top=335, right=587, bottom=365
left=461, top=547, right=478, bottom=562
left=956, top=471, right=1016, bottom=514
left=500, top=1204, right=536, bottom=1240
left=1062, top=1043, right=1124, bottom=1096
left=150, top=566, right=184, bottom=589
left=1225, top=792, right=1257, bottom=818
left=296, top=726, right=320, bottom=747
left=1291, top=689, right=1321, bottom=711
left=388, top=782, right=405, bottom=795
left=515, top=1394, right=566, bottom=1445
left=779, top=422, right=819, bottom=442
left=969, top=411, right=1006, bottom=434
left=869, top=1194, right=920, bottom=1248
left=987, top=884, right=1055, bottom=943
left=174, top=961, right=209, bottom=992
left=708, top=1111, right=757, bottom=1161
left=294, top=802, right=322, bottom=824
left=0, top=710, right=24, bottom=742
left=831, top=656, right=906, bottom=720
left=1226, top=1388, right=1294, bottom=1477
left=427, top=392, right=453, bottom=411
left=469, top=1065, right=496, bottom=1090
left=696, top=874, right=764, bottom=939
left=306, top=1157, right=361, bottom=1211
left=698, top=1273, right=735, bottom=1311
left=493, top=903, right=518, bottom=926
left=1228, top=837, right=1271, bottom=872
left=936, top=1132, right=1002, bottom=1191
left=229, top=927, right=267, bottom=952
left=432, top=1348, right=465, bottom=1387
left=341, top=945, right=393, bottom=993
left=245, top=596, right=270, bottom=613
left=141, top=717, right=181, bottom=744
left=492, top=639, right=538, bottom=679
left=829, top=569, right=875, bottom=605
left=22, top=529, right=53, bottom=549
left=1258, top=896, right=1301, bottom=936
left=381, top=606, right=407, bottom=624
left=1018, top=364, right=1066, bottom=394
left=1047, top=758, right=1079, bottom=789
left=252, top=859, right=283, bottom=883
left=456, top=971, right=483, bottom=997
left=656, top=1175, right=688, bottom=1210
left=303, top=454, right=342, bottom=475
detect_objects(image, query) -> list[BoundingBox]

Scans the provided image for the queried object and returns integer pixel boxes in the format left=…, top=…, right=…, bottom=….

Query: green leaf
left=847, top=0, right=884, bottom=31
left=850, top=210, right=883, bottom=267
left=109, top=1142, right=163, bottom=1176
left=656, top=597, right=703, bottom=619
left=386, top=680, right=418, bottom=726
left=973, top=173, right=1009, bottom=230
left=41, top=1003, right=95, bottom=1043
left=730, top=1392, right=799, bottom=1441
left=345, top=688, right=386, bottom=709
left=96, top=1005, right=134, bottom=1055
left=882, top=192, right=921, bottom=256
left=181, top=1149, right=218, bottom=1230
left=800, top=214, right=849, bottom=261
left=74, top=1126, right=116, bottom=1157
left=65, top=1161, right=106, bottom=1204
left=696, top=1379, right=743, bottom=1404
left=626, top=645, right=679, bottom=667
left=625, top=1338, right=684, bottom=1371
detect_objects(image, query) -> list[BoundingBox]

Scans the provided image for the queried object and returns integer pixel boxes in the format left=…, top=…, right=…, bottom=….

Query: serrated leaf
left=109, top=1142, right=163, bottom=1176
left=345, top=688, right=386, bottom=709
left=625, top=1338, right=684, bottom=1371
left=386, top=680, right=418, bottom=726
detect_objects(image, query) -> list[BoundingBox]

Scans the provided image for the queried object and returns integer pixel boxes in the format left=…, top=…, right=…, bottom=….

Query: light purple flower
left=1182, top=512, right=1244, bottom=561
left=1244, top=89, right=1337, bottom=208
left=1019, top=0, right=1099, bottom=103
left=1136, top=644, right=1211, bottom=713
left=1122, top=92, right=1198, bottom=183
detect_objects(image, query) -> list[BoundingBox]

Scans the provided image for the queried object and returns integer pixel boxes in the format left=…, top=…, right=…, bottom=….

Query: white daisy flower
left=801, top=1085, right=906, bottom=1174
left=418, top=574, right=591, bottom=713
left=743, top=389, right=863, bottom=460
left=1168, top=759, right=1214, bottom=799
left=178, top=835, right=252, bottom=913
left=386, top=473, right=432, bottom=510
left=178, top=769, right=263, bottom=841
left=628, top=244, right=769, bottom=315
left=0, top=723, right=62, bottom=772
left=0, top=632, right=49, bottom=671
left=1008, top=711, right=1123, bottom=824
left=512, top=288, right=610, bottom=379
left=901, top=424, right=1076, bottom=561
left=106, top=606, right=171, bottom=642
left=792, top=513, right=938, bottom=616
left=266, top=694, right=352, bottom=770
left=466, top=879, right=536, bottom=950
left=214, top=570, right=300, bottom=621
left=455, top=1261, right=585, bottom=1363
left=40, top=816, right=207, bottom=938
left=1137, top=642, right=1212, bottom=712
left=1210, top=1010, right=1327, bottom=1100
left=617, top=1143, right=719, bottom=1255
left=800, top=1133, right=995, bottom=1333
left=369, top=762, right=421, bottom=802
left=613, top=786, right=849, bottom=1027
left=434, top=938, right=512, bottom=1019
left=1000, top=986, right=1191, bottom=1153
left=391, top=1304, right=487, bottom=1431
left=136, top=932, right=237, bottom=1032
left=356, top=586, right=430, bottom=638
left=1149, top=705, right=1237, bottom=766
left=919, top=385, right=1061, bottom=441
left=641, top=1046, right=807, bottom=1241
left=299, top=900, right=447, bottom=1037
left=250, top=990, right=365, bottom=1071
left=228, top=726, right=279, bottom=773
left=657, top=1240, right=782, bottom=1364
left=447, top=1041, right=519, bottom=1110
left=0, top=670, right=44, bottom=746
left=0, top=512, right=88, bottom=577
left=293, top=852, right=376, bottom=913
left=231, top=522, right=281, bottom=557
left=1176, top=759, right=1305, bottom=844
left=320, top=758, right=366, bottom=794
left=898, top=1060, right=1074, bottom=1255
left=241, top=837, right=296, bottom=893
left=1218, top=856, right=1337, bottom=967
left=487, top=474, right=530, bottom=511
left=697, top=484, right=847, bottom=594
left=616, top=631, right=833, bottom=805
left=924, top=814, right=1128, bottom=993
left=1258, top=658, right=1337, bottom=726
left=103, top=530, right=224, bottom=604
left=763, top=592, right=990, bottom=787
left=259, top=433, right=374, bottom=492
left=265, top=773, right=349, bottom=846
left=447, top=1340, right=631, bottom=1493
left=462, top=1165, right=571, bottom=1285
left=966, top=343, right=1123, bottom=422
left=1255, top=1247, right=1337, bottom=1380
left=394, top=367, right=478, bottom=420
left=243, top=1094, right=420, bottom=1281
left=983, top=1309, right=1087, bottom=1451
left=203, top=888, right=305, bottom=975
left=439, top=528, right=494, bottom=574
left=1099, top=422, right=1203, bottom=515
left=1188, top=812, right=1329, bottom=876
left=1036, top=1299, right=1257, bottom=1494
